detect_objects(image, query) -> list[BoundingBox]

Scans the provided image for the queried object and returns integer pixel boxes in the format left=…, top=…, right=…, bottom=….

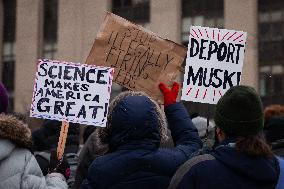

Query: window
left=258, top=0, right=284, bottom=104
left=2, top=43, right=15, bottom=92
left=181, top=0, right=224, bottom=44
left=43, top=0, right=58, bottom=59
left=2, top=0, right=16, bottom=112
left=259, top=6, right=284, bottom=63
left=112, top=0, right=150, bottom=24
left=181, top=0, right=224, bottom=117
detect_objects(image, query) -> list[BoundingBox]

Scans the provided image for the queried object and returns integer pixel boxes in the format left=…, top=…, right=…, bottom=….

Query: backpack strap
left=168, top=154, right=215, bottom=189
left=276, top=156, right=284, bottom=189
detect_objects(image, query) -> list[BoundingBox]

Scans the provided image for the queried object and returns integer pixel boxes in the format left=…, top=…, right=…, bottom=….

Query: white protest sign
left=30, top=59, right=114, bottom=127
left=181, top=26, right=247, bottom=104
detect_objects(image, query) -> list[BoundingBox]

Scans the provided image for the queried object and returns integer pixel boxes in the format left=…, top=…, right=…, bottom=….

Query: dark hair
left=83, top=126, right=96, bottom=143
left=235, top=134, right=273, bottom=158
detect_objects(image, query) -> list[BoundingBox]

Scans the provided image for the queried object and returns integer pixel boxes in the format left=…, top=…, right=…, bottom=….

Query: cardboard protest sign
left=181, top=26, right=247, bottom=104
left=30, top=59, right=114, bottom=127
left=86, top=12, right=187, bottom=103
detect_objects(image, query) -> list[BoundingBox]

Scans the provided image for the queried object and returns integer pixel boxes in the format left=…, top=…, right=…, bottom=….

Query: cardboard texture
left=86, top=12, right=187, bottom=103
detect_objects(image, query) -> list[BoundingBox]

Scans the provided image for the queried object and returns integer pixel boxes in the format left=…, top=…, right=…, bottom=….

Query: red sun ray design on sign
left=227, top=31, right=237, bottom=40
left=191, top=29, right=199, bottom=38
left=203, top=88, right=208, bottom=99
left=186, top=87, right=192, bottom=95
left=205, top=28, right=209, bottom=38
left=198, top=28, right=203, bottom=37
left=221, top=31, right=229, bottom=41
left=233, top=33, right=244, bottom=42
left=195, top=88, right=200, bottom=98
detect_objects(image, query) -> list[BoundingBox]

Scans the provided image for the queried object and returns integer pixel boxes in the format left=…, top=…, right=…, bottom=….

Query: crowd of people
left=0, top=81, right=283, bottom=189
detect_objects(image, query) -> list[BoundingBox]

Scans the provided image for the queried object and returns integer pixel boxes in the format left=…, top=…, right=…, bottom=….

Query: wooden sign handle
left=57, top=121, right=69, bottom=160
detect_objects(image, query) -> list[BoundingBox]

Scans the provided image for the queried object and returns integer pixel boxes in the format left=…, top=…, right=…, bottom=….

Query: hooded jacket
left=81, top=92, right=202, bottom=189
left=174, top=138, right=279, bottom=189
left=0, top=114, right=67, bottom=189
left=74, top=92, right=175, bottom=189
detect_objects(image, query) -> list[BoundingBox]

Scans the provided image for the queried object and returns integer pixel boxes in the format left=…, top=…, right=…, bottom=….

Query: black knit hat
left=214, top=85, right=264, bottom=136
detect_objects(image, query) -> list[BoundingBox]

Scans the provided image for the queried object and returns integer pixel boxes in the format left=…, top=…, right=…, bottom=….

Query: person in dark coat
left=33, top=120, right=80, bottom=153
left=264, top=105, right=284, bottom=158
left=32, top=120, right=79, bottom=174
left=73, top=90, right=174, bottom=189
left=81, top=83, right=202, bottom=189
left=169, top=85, right=281, bottom=189
left=83, top=126, right=97, bottom=144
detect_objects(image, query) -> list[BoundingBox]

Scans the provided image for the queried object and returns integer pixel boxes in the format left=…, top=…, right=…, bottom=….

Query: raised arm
left=159, top=83, right=202, bottom=156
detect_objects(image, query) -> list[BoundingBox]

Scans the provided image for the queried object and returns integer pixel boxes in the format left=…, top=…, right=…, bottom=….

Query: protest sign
left=181, top=26, right=247, bottom=104
left=85, top=12, right=187, bottom=103
left=30, top=59, right=114, bottom=127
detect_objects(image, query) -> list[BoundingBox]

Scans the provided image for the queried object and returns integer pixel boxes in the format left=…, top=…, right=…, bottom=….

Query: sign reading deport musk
left=181, top=26, right=247, bottom=104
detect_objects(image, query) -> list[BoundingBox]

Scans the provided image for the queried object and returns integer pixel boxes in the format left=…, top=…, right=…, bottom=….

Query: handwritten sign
left=181, top=26, right=247, bottom=104
left=86, top=12, right=187, bottom=103
left=30, top=59, right=114, bottom=127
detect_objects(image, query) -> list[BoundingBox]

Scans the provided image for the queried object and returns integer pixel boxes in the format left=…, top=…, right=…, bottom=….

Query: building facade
left=0, top=0, right=282, bottom=116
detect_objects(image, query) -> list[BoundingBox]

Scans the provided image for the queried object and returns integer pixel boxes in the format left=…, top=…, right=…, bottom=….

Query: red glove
left=159, top=82, right=180, bottom=107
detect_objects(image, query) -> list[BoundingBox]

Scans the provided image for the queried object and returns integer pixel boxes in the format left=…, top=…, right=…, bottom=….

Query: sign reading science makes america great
left=30, top=59, right=114, bottom=127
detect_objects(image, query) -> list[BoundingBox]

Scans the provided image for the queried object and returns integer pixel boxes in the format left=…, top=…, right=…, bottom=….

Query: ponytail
left=235, top=134, right=273, bottom=158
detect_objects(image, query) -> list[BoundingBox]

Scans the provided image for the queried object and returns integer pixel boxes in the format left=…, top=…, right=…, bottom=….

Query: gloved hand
left=159, top=82, right=180, bottom=107
left=49, top=150, right=70, bottom=180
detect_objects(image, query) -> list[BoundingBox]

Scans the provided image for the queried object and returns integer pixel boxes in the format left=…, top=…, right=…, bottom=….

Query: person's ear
left=216, top=127, right=226, bottom=142
left=216, top=127, right=221, bottom=136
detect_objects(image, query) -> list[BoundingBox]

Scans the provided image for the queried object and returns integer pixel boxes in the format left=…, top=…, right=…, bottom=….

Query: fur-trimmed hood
left=95, top=91, right=169, bottom=153
left=0, top=114, right=33, bottom=150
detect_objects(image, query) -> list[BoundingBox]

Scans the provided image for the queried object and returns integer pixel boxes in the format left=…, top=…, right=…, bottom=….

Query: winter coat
left=33, top=120, right=80, bottom=175
left=171, top=138, right=279, bottom=189
left=73, top=91, right=175, bottom=189
left=265, top=117, right=284, bottom=158
left=81, top=93, right=202, bottom=189
left=73, top=131, right=108, bottom=189
left=0, top=114, right=68, bottom=189
left=73, top=121, right=174, bottom=189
